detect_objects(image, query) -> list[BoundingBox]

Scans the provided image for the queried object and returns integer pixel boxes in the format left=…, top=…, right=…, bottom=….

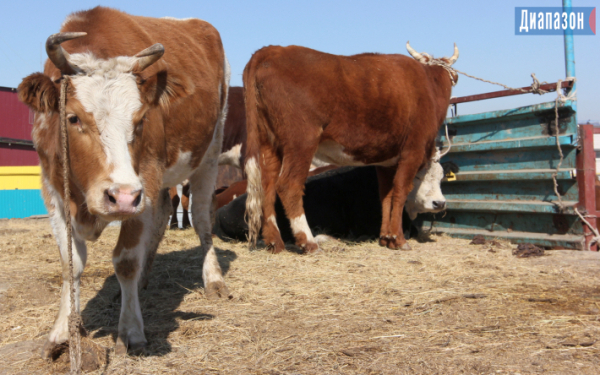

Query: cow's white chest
left=314, top=140, right=399, bottom=167
left=162, top=151, right=194, bottom=188
left=314, top=141, right=365, bottom=167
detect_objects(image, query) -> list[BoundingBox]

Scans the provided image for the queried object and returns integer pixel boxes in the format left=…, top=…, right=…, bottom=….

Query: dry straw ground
left=0, top=218, right=599, bottom=374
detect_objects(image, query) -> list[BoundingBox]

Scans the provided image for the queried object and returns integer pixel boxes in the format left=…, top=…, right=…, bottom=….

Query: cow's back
left=49, top=7, right=225, bottom=86
left=247, top=45, right=448, bottom=166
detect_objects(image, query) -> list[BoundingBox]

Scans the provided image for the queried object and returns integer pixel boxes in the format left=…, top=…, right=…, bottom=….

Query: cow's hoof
left=379, top=236, right=389, bottom=247
left=205, top=280, right=231, bottom=300
left=266, top=241, right=285, bottom=254
left=303, top=241, right=321, bottom=254
left=41, top=340, right=68, bottom=360
left=115, top=336, right=147, bottom=356
left=385, top=237, right=411, bottom=250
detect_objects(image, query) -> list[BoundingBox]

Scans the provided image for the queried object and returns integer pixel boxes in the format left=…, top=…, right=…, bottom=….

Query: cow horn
left=447, top=43, right=459, bottom=65
left=406, top=41, right=426, bottom=63
left=46, top=32, right=87, bottom=75
left=133, top=43, right=165, bottom=72
left=439, top=123, right=452, bottom=158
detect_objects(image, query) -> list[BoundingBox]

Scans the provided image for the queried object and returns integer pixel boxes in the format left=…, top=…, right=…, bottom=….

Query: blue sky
left=0, top=0, right=597, bottom=121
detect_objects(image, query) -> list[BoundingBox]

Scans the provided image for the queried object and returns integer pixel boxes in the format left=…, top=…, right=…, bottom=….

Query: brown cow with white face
left=244, top=43, right=458, bottom=253
left=18, top=7, right=230, bottom=355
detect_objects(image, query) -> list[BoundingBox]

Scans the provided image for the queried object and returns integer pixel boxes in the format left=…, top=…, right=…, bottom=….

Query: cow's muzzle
left=104, top=186, right=143, bottom=215
left=432, top=200, right=446, bottom=210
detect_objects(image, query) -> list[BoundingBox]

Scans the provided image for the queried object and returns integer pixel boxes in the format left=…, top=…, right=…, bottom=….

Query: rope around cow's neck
left=60, top=76, right=82, bottom=374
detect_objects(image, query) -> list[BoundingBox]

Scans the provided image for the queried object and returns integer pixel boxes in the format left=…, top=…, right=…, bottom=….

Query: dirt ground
left=0, top=218, right=599, bottom=374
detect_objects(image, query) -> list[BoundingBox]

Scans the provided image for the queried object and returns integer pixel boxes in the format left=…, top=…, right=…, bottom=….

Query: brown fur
left=113, top=219, right=144, bottom=258
left=18, top=6, right=227, bottom=222
left=222, top=87, right=247, bottom=163
left=115, top=258, right=138, bottom=280
left=169, top=87, right=247, bottom=229
left=17, top=6, right=229, bottom=353
left=243, top=45, right=456, bottom=252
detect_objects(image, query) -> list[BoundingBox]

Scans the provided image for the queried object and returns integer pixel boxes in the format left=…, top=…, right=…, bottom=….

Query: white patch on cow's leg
left=202, top=245, right=225, bottom=295
left=113, top=190, right=170, bottom=354
left=290, top=214, right=319, bottom=252
left=189, top=80, right=229, bottom=299
left=218, top=143, right=242, bottom=168
left=268, top=215, right=279, bottom=231
left=44, top=186, right=88, bottom=353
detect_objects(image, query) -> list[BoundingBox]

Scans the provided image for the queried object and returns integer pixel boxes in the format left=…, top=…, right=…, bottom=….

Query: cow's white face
left=19, top=39, right=189, bottom=222
left=67, top=54, right=146, bottom=219
left=405, top=158, right=447, bottom=220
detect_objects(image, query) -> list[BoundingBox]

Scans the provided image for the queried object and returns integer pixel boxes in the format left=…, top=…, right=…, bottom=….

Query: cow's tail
left=243, top=59, right=263, bottom=248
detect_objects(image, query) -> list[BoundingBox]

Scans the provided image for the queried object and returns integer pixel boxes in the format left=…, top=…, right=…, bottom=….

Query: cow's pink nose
left=104, top=187, right=143, bottom=214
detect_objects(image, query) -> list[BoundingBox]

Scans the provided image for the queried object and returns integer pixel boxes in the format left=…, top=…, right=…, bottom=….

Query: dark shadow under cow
left=214, top=167, right=405, bottom=244
left=214, top=163, right=459, bottom=245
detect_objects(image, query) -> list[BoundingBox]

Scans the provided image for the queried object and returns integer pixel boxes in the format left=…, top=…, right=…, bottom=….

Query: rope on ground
left=60, top=77, right=82, bottom=374
left=574, top=208, right=600, bottom=251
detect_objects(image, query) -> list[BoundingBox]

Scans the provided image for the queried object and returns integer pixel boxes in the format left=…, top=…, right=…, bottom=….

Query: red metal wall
left=0, top=86, right=39, bottom=166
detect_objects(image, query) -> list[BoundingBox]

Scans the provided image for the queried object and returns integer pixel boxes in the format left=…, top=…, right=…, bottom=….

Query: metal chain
left=60, top=77, right=82, bottom=374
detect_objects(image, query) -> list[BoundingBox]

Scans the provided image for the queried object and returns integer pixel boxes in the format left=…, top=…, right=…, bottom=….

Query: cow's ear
left=441, top=161, right=459, bottom=175
left=18, top=73, right=59, bottom=112
left=138, top=70, right=195, bottom=110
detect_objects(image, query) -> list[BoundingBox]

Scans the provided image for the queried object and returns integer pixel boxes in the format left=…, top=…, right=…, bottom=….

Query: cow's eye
left=68, top=115, right=79, bottom=125
left=136, top=116, right=145, bottom=134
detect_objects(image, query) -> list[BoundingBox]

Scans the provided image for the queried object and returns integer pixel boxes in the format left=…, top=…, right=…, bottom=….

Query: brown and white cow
left=168, top=86, right=247, bottom=229
left=18, top=7, right=230, bottom=355
left=244, top=43, right=458, bottom=253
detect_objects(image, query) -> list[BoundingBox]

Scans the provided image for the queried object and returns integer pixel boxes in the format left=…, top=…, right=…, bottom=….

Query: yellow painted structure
left=0, top=166, right=42, bottom=190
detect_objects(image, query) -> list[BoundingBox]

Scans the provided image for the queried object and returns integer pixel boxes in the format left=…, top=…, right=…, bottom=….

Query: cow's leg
left=386, top=159, right=423, bottom=250
left=181, top=181, right=192, bottom=229
left=189, top=157, right=229, bottom=300
left=113, top=189, right=171, bottom=354
left=276, top=147, right=319, bottom=254
left=43, top=206, right=87, bottom=357
left=376, top=166, right=395, bottom=248
left=168, top=187, right=180, bottom=229
left=259, top=144, right=284, bottom=253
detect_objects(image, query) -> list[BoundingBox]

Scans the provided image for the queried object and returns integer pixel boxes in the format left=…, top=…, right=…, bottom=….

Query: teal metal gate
left=416, top=0, right=597, bottom=250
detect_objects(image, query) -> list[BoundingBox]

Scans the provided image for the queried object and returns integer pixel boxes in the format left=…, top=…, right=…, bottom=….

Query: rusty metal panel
left=0, top=86, right=38, bottom=167
left=0, top=87, right=33, bottom=141
left=416, top=100, right=585, bottom=249
left=0, top=145, right=39, bottom=166
left=450, top=81, right=573, bottom=105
